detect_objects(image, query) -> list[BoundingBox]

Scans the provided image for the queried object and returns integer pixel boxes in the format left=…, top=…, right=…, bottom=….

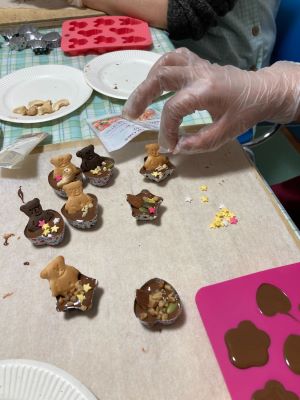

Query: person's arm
left=82, top=0, right=168, bottom=29
left=167, top=0, right=238, bottom=40
left=123, top=48, right=300, bottom=153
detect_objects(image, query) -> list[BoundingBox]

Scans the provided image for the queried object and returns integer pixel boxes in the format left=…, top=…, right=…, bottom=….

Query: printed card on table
left=88, top=109, right=161, bottom=152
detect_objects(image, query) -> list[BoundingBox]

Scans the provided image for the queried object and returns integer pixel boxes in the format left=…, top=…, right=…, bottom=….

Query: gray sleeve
left=167, top=0, right=238, bottom=40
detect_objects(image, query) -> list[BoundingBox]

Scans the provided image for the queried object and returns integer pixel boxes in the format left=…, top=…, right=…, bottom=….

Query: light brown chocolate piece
left=252, top=380, right=299, bottom=400
left=40, top=255, right=79, bottom=297
left=63, top=181, right=92, bottom=215
left=134, top=278, right=182, bottom=327
left=224, top=320, right=270, bottom=369
left=50, top=153, right=80, bottom=180
left=144, top=143, right=169, bottom=171
left=284, top=335, right=300, bottom=375
left=256, top=283, right=291, bottom=317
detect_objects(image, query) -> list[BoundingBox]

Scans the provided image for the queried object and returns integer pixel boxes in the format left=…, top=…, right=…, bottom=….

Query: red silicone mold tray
left=195, top=262, right=300, bottom=400
left=61, top=16, right=153, bottom=55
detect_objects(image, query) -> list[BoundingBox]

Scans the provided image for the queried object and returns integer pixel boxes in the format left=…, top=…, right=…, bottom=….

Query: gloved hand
left=123, top=48, right=300, bottom=153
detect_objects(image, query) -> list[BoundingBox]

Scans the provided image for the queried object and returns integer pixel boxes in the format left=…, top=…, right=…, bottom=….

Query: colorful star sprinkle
left=148, top=207, right=156, bottom=214
left=77, top=293, right=86, bottom=303
left=200, top=185, right=208, bottom=192
left=83, top=283, right=92, bottom=293
left=53, top=217, right=60, bottom=225
left=210, top=207, right=239, bottom=229
left=42, top=228, right=51, bottom=237
left=200, top=196, right=209, bottom=203
left=51, top=225, right=59, bottom=233
left=38, top=220, right=45, bottom=227
left=42, top=223, right=50, bottom=230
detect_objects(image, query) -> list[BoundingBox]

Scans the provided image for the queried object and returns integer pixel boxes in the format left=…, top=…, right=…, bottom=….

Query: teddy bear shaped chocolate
left=40, top=255, right=98, bottom=312
left=76, top=144, right=106, bottom=172
left=50, top=153, right=80, bottom=188
left=144, top=143, right=168, bottom=171
left=63, top=180, right=93, bottom=215
left=20, top=198, right=53, bottom=232
left=140, top=143, right=175, bottom=183
left=40, top=255, right=79, bottom=298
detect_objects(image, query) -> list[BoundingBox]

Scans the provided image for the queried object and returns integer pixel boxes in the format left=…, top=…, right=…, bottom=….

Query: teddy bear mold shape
left=61, top=180, right=98, bottom=229
left=76, top=144, right=115, bottom=187
left=48, top=153, right=82, bottom=198
left=40, top=255, right=98, bottom=312
left=140, top=143, right=175, bottom=183
left=20, top=198, right=65, bottom=246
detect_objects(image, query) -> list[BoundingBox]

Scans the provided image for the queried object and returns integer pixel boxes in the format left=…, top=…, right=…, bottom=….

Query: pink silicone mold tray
left=195, top=262, right=300, bottom=400
left=61, top=16, right=153, bottom=55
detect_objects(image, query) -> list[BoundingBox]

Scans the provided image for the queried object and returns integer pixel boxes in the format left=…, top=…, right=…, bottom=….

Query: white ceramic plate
left=0, top=65, right=93, bottom=124
left=84, top=50, right=162, bottom=100
left=0, top=359, right=97, bottom=400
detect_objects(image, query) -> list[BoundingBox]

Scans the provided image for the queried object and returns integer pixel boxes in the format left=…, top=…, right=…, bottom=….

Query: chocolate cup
left=140, top=158, right=175, bottom=183
left=127, top=189, right=163, bottom=221
left=48, top=170, right=83, bottom=198
left=134, top=278, right=182, bottom=328
left=56, top=274, right=98, bottom=312
left=61, top=194, right=98, bottom=230
left=83, top=158, right=115, bottom=187
left=23, top=210, right=65, bottom=246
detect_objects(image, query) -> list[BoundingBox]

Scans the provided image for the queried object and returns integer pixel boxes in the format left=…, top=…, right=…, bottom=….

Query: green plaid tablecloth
left=0, top=27, right=212, bottom=148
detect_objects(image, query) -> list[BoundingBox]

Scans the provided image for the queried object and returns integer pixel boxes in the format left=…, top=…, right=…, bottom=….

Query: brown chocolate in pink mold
left=284, top=335, right=300, bottom=375
left=224, top=320, right=270, bottom=369
left=256, top=283, right=291, bottom=317
left=252, top=380, right=299, bottom=400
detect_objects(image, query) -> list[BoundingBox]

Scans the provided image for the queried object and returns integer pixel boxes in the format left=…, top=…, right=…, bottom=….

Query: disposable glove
left=123, top=48, right=300, bottom=153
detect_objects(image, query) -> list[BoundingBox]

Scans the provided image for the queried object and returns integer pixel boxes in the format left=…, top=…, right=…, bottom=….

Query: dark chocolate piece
left=256, top=283, right=291, bottom=317
left=20, top=198, right=53, bottom=232
left=18, top=186, right=25, bottom=203
left=76, top=145, right=106, bottom=172
left=284, top=335, right=300, bottom=375
left=252, top=380, right=299, bottom=400
left=224, top=320, right=270, bottom=369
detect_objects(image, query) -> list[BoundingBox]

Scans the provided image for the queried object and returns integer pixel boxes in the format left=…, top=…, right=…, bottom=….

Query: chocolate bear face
left=20, top=198, right=53, bottom=232
left=76, top=145, right=105, bottom=172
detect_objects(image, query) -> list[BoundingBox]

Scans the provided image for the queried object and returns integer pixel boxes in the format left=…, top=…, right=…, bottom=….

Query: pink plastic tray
left=61, top=16, right=153, bottom=55
left=195, top=262, right=300, bottom=400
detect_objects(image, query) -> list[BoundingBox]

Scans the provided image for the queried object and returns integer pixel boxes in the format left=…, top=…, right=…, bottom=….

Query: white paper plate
left=0, top=359, right=97, bottom=400
left=84, top=50, right=162, bottom=100
left=0, top=65, right=93, bottom=124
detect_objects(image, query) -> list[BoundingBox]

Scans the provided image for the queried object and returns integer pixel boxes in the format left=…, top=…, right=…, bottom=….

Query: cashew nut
left=37, top=100, right=53, bottom=115
left=13, top=106, right=27, bottom=115
left=52, top=99, right=70, bottom=112
left=26, top=106, right=38, bottom=116
left=28, top=99, right=46, bottom=108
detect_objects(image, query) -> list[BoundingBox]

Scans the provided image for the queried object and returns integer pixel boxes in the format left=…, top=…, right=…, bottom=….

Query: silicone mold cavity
left=119, top=17, right=142, bottom=25
left=78, top=29, right=103, bottom=37
left=61, top=16, right=152, bottom=55
left=94, top=18, right=115, bottom=27
left=110, top=27, right=134, bottom=35
left=94, top=36, right=116, bottom=44
left=122, top=36, right=144, bottom=43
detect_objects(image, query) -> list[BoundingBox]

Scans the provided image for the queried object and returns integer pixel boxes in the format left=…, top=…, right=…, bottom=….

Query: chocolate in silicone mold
left=284, top=335, right=300, bottom=375
left=252, top=381, right=299, bottom=400
left=256, top=283, right=292, bottom=317
left=61, top=16, right=152, bottom=55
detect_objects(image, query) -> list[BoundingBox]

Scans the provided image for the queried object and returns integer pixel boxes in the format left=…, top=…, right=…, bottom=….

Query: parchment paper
left=0, top=139, right=299, bottom=400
